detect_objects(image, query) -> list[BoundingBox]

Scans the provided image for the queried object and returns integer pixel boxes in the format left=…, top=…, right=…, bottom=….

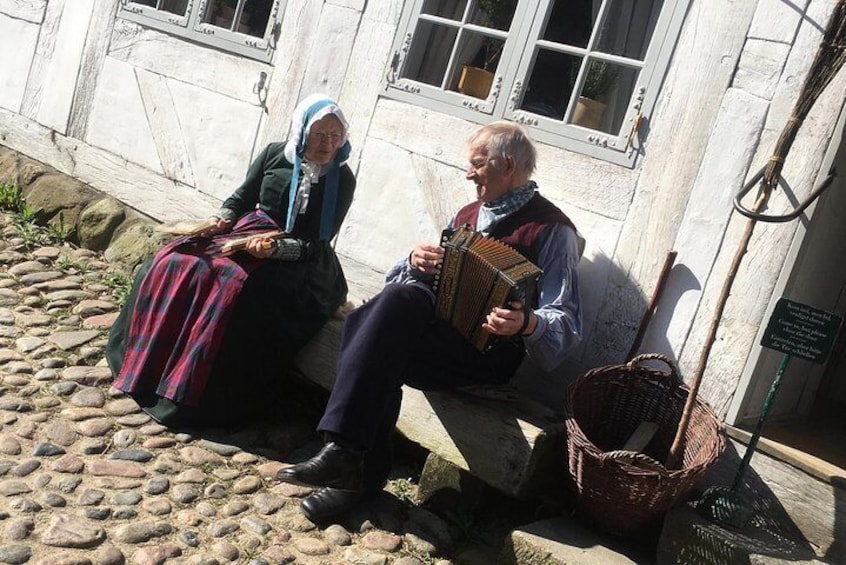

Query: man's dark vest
left=452, top=193, right=576, bottom=266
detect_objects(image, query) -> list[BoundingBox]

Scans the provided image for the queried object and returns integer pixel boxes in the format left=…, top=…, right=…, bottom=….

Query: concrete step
left=499, top=516, right=654, bottom=564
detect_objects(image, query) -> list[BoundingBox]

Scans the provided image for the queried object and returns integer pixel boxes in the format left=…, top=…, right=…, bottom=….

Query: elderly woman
left=107, top=94, right=356, bottom=426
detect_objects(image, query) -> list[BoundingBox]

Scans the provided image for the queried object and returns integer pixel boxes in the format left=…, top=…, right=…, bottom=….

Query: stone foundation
left=0, top=145, right=169, bottom=272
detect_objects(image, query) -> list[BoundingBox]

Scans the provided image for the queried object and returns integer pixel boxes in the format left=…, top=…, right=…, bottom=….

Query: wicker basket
left=564, top=353, right=725, bottom=537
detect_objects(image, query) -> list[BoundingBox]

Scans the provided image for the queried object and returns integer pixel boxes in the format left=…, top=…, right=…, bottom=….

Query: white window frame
left=384, top=0, right=690, bottom=167
left=118, top=0, right=285, bottom=63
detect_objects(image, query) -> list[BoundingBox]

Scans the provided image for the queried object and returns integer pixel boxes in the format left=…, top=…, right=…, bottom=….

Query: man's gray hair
left=469, top=121, right=537, bottom=176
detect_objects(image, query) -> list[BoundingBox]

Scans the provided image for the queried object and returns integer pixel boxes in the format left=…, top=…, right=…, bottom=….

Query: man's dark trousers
left=318, top=282, right=524, bottom=489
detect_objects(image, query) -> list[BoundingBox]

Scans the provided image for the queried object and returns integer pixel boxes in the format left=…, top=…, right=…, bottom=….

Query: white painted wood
left=299, top=4, right=361, bottom=104
left=135, top=69, right=196, bottom=187
left=326, top=0, right=365, bottom=10
left=0, top=15, right=39, bottom=113
left=336, top=136, right=452, bottom=271
left=166, top=79, right=264, bottom=201
left=0, top=108, right=219, bottom=222
left=728, top=100, right=846, bottom=426
left=765, top=0, right=842, bottom=143
left=20, top=0, right=65, bottom=121
left=731, top=105, right=846, bottom=420
left=734, top=39, right=792, bottom=101
left=35, top=0, right=95, bottom=134
left=583, top=0, right=761, bottom=370
left=108, top=19, right=271, bottom=105
left=259, top=0, right=324, bottom=149
left=544, top=201, right=621, bottom=362
left=67, top=0, right=121, bottom=140
left=369, top=99, right=638, bottom=221
left=0, top=106, right=78, bottom=175
left=534, top=143, right=637, bottom=221
left=639, top=89, right=767, bottom=364
left=0, top=0, right=47, bottom=23
left=369, top=99, right=479, bottom=173
left=679, top=0, right=846, bottom=414
left=72, top=143, right=219, bottom=223
left=747, top=0, right=810, bottom=43
left=85, top=57, right=163, bottom=175
left=357, top=0, right=403, bottom=25
left=337, top=1, right=404, bottom=167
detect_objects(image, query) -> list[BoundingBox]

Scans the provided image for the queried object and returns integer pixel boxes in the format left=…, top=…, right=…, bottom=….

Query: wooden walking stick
left=626, top=250, right=677, bottom=362
left=666, top=0, right=846, bottom=468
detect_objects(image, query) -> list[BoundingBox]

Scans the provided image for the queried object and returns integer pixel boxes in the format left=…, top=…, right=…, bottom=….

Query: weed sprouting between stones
left=102, top=270, right=132, bottom=307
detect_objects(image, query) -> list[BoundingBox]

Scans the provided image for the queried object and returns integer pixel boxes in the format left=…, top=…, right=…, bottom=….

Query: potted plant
left=213, top=0, right=236, bottom=29
left=573, top=60, right=618, bottom=129
left=458, top=0, right=515, bottom=99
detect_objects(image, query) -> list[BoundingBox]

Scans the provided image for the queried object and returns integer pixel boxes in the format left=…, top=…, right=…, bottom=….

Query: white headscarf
left=283, top=93, right=350, bottom=169
left=281, top=94, right=351, bottom=239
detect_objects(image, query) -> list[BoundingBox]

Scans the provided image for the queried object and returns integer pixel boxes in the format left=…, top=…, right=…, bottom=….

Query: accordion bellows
left=433, top=226, right=542, bottom=352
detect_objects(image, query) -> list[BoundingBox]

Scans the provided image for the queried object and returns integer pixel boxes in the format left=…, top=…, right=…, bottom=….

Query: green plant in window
left=474, top=0, right=515, bottom=70
left=477, top=0, right=513, bottom=29
left=582, top=60, right=618, bottom=101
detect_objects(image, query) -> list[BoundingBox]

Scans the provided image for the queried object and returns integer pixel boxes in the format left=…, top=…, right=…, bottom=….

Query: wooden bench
left=291, top=255, right=568, bottom=500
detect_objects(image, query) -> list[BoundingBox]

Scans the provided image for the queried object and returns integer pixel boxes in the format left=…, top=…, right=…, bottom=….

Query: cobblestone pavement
left=0, top=214, right=475, bottom=565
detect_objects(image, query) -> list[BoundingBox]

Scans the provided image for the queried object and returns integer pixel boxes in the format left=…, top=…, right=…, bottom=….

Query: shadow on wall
left=511, top=252, right=700, bottom=414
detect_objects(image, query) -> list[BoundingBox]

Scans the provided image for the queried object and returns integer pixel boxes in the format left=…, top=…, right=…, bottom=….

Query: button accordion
left=433, top=226, right=542, bottom=352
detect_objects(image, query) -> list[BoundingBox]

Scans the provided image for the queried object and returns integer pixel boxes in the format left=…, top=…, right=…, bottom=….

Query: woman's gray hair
left=469, top=121, right=536, bottom=176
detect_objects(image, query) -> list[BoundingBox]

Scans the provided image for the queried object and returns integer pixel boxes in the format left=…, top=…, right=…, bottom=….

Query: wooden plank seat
left=290, top=256, right=567, bottom=499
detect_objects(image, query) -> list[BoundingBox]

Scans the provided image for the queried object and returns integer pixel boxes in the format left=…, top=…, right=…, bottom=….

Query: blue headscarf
left=282, top=94, right=351, bottom=241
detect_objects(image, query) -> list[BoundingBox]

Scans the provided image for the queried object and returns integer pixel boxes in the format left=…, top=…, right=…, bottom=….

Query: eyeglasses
left=310, top=131, right=344, bottom=143
left=467, top=157, right=493, bottom=172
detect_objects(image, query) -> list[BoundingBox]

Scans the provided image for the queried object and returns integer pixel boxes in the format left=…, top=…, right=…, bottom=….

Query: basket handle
left=626, top=353, right=681, bottom=384
left=601, top=450, right=668, bottom=475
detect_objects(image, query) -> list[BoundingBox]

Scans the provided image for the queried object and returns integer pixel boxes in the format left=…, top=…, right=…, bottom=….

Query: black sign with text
left=761, top=298, right=842, bottom=364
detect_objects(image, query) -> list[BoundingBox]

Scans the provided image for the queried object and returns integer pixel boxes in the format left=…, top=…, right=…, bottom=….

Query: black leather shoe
left=300, top=487, right=368, bottom=523
left=276, top=442, right=363, bottom=490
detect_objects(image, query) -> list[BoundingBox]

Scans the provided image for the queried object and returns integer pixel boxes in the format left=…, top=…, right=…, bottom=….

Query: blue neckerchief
left=477, top=181, right=537, bottom=233
left=287, top=99, right=351, bottom=240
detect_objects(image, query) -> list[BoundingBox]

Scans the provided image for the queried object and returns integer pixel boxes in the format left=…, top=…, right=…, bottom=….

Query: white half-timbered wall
left=1, top=0, right=845, bottom=418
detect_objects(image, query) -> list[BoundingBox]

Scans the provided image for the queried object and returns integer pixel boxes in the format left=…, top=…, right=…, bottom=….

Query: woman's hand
left=197, top=217, right=233, bottom=237
left=245, top=236, right=277, bottom=259
left=483, top=301, right=536, bottom=337
left=410, top=243, right=444, bottom=274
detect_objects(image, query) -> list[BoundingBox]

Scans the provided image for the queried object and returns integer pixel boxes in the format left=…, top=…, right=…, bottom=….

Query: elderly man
left=278, top=121, right=583, bottom=522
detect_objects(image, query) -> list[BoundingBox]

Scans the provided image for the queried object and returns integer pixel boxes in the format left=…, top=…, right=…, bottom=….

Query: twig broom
left=667, top=0, right=846, bottom=468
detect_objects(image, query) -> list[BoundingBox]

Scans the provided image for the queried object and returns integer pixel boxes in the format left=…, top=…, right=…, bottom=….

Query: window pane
left=573, top=60, right=639, bottom=134
left=131, top=0, right=157, bottom=7
left=207, top=0, right=238, bottom=30
left=469, top=0, right=517, bottom=32
left=520, top=49, right=581, bottom=120
left=542, top=0, right=594, bottom=49
left=402, top=21, right=458, bottom=88
left=595, top=0, right=664, bottom=60
left=240, top=0, right=274, bottom=37
left=453, top=32, right=505, bottom=98
left=158, top=0, right=188, bottom=15
left=422, top=0, right=467, bottom=19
